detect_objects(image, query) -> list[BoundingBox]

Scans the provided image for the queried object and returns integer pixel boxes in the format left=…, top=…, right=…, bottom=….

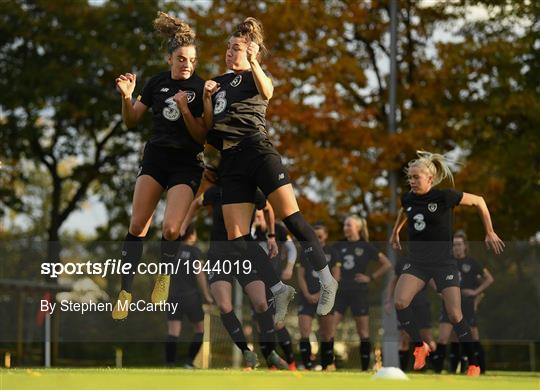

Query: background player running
left=297, top=223, right=340, bottom=371
left=333, top=215, right=392, bottom=371
left=432, top=230, right=494, bottom=374
left=165, top=224, right=213, bottom=368
left=198, top=18, right=339, bottom=316
left=390, top=151, right=504, bottom=377
left=112, top=12, right=206, bottom=319
left=250, top=208, right=297, bottom=370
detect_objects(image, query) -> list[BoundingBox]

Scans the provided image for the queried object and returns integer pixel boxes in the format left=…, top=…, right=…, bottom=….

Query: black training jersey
left=203, top=185, right=266, bottom=242
left=299, top=244, right=338, bottom=294
left=401, top=188, right=463, bottom=264
left=394, top=257, right=429, bottom=305
left=138, top=71, right=204, bottom=152
left=333, top=240, right=380, bottom=290
left=169, top=243, right=203, bottom=297
left=456, top=256, right=483, bottom=290
left=208, top=71, right=269, bottom=149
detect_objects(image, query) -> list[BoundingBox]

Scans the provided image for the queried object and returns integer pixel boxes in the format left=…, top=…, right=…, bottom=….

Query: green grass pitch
left=1, top=368, right=539, bottom=389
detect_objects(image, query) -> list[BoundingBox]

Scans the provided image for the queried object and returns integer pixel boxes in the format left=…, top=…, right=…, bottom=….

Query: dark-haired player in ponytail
left=112, top=12, right=206, bottom=320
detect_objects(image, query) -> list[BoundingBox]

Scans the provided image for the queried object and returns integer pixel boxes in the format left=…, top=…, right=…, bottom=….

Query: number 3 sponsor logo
left=163, top=96, right=180, bottom=121
left=413, top=213, right=426, bottom=231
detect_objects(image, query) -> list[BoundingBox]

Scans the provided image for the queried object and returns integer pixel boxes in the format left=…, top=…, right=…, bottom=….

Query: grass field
left=1, top=368, right=539, bottom=390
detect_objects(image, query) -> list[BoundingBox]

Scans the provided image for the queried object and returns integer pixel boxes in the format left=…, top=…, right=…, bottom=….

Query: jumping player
left=198, top=18, right=338, bottom=316
left=334, top=215, right=392, bottom=370
left=165, top=225, right=213, bottom=368
left=112, top=12, right=206, bottom=319
left=390, top=151, right=504, bottom=377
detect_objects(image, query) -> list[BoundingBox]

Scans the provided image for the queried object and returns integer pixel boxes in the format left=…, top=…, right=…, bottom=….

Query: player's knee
left=448, top=312, right=463, bottom=324
left=394, top=297, right=410, bottom=310
left=218, top=302, right=233, bottom=314
left=194, top=322, right=204, bottom=333
left=162, top=224, right=181, bottom=241
left=252, top=300, right=268, bottom=313
left=129, top=221, right=147, bottom=237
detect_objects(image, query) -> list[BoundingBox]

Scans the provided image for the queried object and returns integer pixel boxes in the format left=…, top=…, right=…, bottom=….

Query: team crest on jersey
left=461, top=263, right=471, bottom=273
left=185, top=90, right=196, bottom=103
left=402, top=263, right=411, bottom=271
left=354, top=248, right=364, bottom=256
left=341, top=248, right=347, bottom=253
left=325, top=253, right=332, bottom=262
left=230, top=74, right=242, bottom=87
left=428, top=203, right=438, bottom=212
left=214, top=90, right=227, bottom=115
left=406, top=207, right=412, bottom=212
left=312, top=270, right=319, bottom=278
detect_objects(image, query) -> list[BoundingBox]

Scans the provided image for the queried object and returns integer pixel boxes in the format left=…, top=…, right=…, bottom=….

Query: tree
left=0, top=0, right=166, bottom=264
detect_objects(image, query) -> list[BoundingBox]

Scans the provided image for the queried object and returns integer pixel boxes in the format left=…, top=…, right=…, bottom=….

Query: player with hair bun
left=112, top=12, right=206, bottom=320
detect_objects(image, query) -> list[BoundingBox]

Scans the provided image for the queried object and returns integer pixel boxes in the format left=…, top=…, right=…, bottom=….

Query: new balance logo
left=160, top=88, right=169, bottom=92
left=278, top=173, right=285, bottom=180
left=446, top=274, right=454, bottom=280
left=305, top=246, right=313, bottom=253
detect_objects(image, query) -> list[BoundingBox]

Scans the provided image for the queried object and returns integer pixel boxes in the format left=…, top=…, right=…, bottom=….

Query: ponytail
left=232, top=17, right=268, bottom=57
left=153, top=11, right=196, bottom=54
left=405, top=150, right=455, bottom=187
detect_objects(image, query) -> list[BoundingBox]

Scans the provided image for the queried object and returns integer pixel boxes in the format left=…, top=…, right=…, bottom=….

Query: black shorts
left=206, top=245, right=261, bottom=288
left=138, top=142, right=203, bottom=194
left=166, top=292, right=204, bottom=322
left=399, top=261, right=460, bottom=292
left=439, top=296, right=477, bottom=327
left=334, top=285, right=369, bottom=317
left=220, top=138, right=291, bottom=205
left=297, top=293, right=320, bottom=317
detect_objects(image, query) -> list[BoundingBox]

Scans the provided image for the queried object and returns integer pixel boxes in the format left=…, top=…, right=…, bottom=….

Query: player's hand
left=115, top=73, right=136, bottom=99
left=354, top=273, right=371, bottom=283
left=390, top=232, right=402, bottom=251
left=461, top=289, right=477, bottom=297
left=247, top=41, right=260, bottom=64
left=203, top=80, right=220, bottom=99
left=307, top=293, right=319, bottom=305
left=485, top=231, right=505, bottom=254
left=173, top=90, right=189, bottom=112
left=204, top=294, right=214, bottom=305
left=267, top=237, right=278, bottom=258
left=281, top=264, right=293, bottom=281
